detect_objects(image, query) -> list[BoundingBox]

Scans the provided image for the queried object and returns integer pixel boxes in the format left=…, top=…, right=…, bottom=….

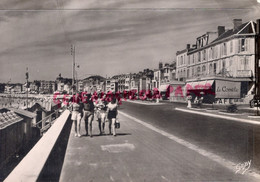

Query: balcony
left=236, top=70, right=252, bottom=78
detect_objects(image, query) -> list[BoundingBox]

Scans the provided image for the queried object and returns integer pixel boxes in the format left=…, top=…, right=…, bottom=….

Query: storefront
left=185, top=78, right=251, bottom=104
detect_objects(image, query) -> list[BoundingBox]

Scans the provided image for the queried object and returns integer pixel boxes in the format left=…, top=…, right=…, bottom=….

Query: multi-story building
left=105, top=78, right=118, bottom=93
left=39, top=80, right=56, bottom=94
left=116, top=74, right=126, bottom=92
left=160, top=62, right=176, bottom=84
left=83, top=75, right=106, bottom=93
left=151, top=62, right=176, bottom=95
left=56, top=74, right=72, bottom=94
left=125, top=73, right=131, bottom=91
left=152, top=69, right=161, bottom=90
left=13, top=84, right=23, bottom=93
left=130, top=74, right=140, bottom=92
left=30, top=81, right=40, bottom=93
left=176, top=19, right=259, bottom=103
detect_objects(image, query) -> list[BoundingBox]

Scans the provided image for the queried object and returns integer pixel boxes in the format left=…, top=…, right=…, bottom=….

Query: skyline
left=0, top=0, right=260, bottom=83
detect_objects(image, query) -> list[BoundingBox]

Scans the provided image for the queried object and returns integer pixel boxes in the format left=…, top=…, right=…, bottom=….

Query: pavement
left=60, top=111, right=259, bottom=182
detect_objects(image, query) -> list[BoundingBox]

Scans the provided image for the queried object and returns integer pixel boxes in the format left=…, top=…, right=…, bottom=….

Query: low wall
left=4, top=110, right=71, bottom=182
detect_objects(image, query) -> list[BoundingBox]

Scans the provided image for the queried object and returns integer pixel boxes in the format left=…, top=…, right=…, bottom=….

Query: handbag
left=115, top=118, right=120, bottom=129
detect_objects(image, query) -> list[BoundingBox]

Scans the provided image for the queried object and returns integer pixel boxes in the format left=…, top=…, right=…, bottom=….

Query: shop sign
left=215, top=80, right=241, bottom=98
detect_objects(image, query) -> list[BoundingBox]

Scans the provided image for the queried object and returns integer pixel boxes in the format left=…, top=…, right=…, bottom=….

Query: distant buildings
left=56, top=74, right=72, bottom=94
left=82, top=75, right=106, bottom=93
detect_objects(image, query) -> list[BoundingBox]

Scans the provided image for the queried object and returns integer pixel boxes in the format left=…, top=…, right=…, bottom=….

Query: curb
left=175, top=107, right=260, bottom=126
left=124, top=100, right=165, bottom=105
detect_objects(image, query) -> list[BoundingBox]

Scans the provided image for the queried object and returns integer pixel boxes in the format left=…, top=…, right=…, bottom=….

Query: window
left=203, top=49, right=206, bottom=61
left=198, top=52, right=201, bottom=62
left=222, top=60, right=226, bottom=69
left=223, top=43, right=227, bottom=55
left=241, top=56, right=249, bottom=70
left=197, top=67, right=201, bottom=75
left=230, top=40, right=233, bottom=53
left=238, top=38, right=246, bottom=52
left=215, top=46, right=218, bottom=58
left=209, top=64, right=213, bottom=74
left=211, top=47, right=214, bottom=59
left=202, top=65, right=206, bottom=74
left=214, top=63, right=217, bottom=74
left=209, top=47, right=213, bottom=60
left=241, top=39, right=245, bottom=52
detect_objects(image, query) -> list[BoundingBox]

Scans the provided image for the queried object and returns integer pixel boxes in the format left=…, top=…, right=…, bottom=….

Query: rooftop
left=0, top=108, right=23, bottom=130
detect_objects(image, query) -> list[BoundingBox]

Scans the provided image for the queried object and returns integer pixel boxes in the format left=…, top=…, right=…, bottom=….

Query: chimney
left=186, top=44, right=190, bottom=50
left=233, top=19, right=242, bottom=30
left=218, top=26, right=225, bottom=36
left=159, top=62, right=163, bottom=69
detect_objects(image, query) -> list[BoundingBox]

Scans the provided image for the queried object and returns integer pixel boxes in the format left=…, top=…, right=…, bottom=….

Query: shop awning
left=186, top=80, right=214, bottom=90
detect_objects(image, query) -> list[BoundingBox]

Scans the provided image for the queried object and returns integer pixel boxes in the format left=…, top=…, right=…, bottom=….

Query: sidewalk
left=175, top=102, right=260, bottom=126
left=60, top=112, right=259, bottom=182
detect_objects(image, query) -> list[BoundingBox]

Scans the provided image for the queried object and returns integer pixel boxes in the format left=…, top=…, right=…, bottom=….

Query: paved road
left=60, top=105, right=259, bottom=182
left=118, top=101, right=260, bottom=167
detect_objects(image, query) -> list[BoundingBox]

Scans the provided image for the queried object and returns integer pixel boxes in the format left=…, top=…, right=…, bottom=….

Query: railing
left=33, top=107, right=66, bottom=134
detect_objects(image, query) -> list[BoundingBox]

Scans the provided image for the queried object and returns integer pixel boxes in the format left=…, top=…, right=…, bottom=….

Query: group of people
left=69, top=93, right=119, bottom=137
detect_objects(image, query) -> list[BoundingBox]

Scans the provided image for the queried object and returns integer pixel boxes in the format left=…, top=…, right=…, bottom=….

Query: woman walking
left=95, top=97, right=108, bottom=135
left=107, top=97, right=118, bottom=136
left=70, top=96, right=83, bottom=137
left=82, top=94, right=95, bottom=137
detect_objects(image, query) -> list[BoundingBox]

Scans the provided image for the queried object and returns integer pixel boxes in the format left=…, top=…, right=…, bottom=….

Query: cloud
left=0, top=0, right=260, bottom=82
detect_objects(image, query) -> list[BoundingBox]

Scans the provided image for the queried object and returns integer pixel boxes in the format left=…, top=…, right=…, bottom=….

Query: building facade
left=176, top=19, right=258, bottom=103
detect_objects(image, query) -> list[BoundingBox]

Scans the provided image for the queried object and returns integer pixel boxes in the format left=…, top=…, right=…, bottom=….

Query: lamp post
left=71, top=44, right=75, bottom=95
left=26, top=67, right=29, bottom=109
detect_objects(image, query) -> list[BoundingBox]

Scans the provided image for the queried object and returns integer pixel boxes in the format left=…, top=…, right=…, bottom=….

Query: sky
left=0, top=0, right=260, bottom=83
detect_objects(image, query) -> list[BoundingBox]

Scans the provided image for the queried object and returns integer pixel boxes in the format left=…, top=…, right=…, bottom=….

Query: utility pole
left=26, top=67, right=29, bottom=109
left=71, top=44, right=75, bottom=95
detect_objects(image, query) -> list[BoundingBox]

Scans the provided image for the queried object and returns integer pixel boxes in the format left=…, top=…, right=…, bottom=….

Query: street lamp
left=71, top=44, right=75, bottom=95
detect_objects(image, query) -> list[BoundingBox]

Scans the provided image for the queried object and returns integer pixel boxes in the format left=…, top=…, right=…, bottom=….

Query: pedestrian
left=70, top=95, right=83, bottom=137
left=198, top=92, right=204, bottom=108
left=95, top=95, right=108, bottom=135
left=106, top=97, right=118, bottom=136
left=82, top=94, right=95, bottom=137
left=187, top=93, right=192, bottom=108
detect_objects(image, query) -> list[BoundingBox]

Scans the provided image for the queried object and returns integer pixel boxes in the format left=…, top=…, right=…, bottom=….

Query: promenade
left=60, top=111, right=259, bottom=182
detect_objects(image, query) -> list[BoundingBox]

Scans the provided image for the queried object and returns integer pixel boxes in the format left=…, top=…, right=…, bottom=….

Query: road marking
left=110, top=175, right=115, bottom=181
left=118, top=111, right=260, bottom=180
left=161, top=175, right=170, bottom=182
left=101, top=143, right=135, bottom=153
left=175, top=107, right=260, bottom=126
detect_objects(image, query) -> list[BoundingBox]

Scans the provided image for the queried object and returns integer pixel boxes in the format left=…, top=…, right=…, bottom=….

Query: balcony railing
left=236, top=70, right=252, bottom=77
